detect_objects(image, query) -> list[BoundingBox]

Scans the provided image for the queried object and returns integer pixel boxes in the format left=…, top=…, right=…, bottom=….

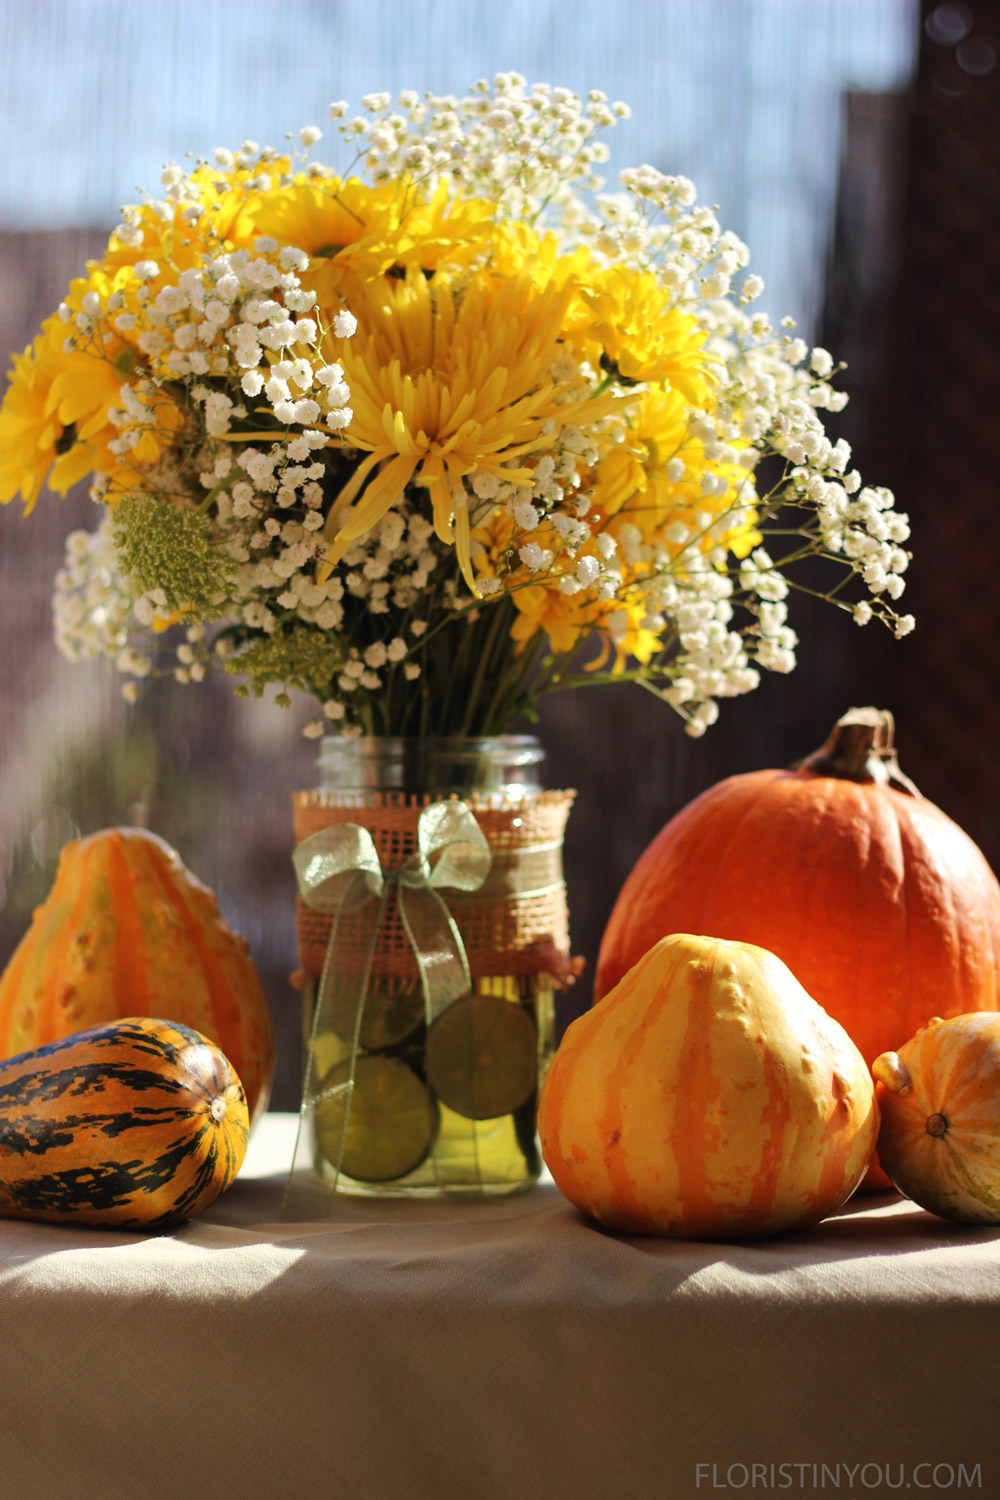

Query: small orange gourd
left=539, top=933, right=879, bottom=1239
left=596, top=709, right=1000, bottom=1189
left=873, top=1013, right=1000, bottom=1222
left=0, top=828, right=274, bottom=1126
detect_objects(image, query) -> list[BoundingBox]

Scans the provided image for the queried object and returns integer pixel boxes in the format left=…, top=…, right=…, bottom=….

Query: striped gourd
left=0, top=1017, right=248, bottom=1228
left=539, top=933, right=879, bottom=1239
left=0, top=828, right=274, bottom=1126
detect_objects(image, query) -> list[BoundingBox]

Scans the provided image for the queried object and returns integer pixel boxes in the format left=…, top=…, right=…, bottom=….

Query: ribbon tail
left=398, top=883, right=473, bottom=1027
left=282, top=875, right=387, bottom=1220
left=398, top=880, right=477, bottom=1195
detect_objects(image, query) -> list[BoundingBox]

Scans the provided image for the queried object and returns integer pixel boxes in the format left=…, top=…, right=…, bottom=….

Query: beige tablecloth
left=1, top=1114, right=998, bottom=1500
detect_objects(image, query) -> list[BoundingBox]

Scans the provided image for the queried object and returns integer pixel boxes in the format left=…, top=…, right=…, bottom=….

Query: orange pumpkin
left=596, top=708, right=1000, bottom=1189
left=539, top=933, right=878, bottom=1239
left=873, top=1013, right=1000, bottom=1222
left=0, top=828, right=274, bottom=1126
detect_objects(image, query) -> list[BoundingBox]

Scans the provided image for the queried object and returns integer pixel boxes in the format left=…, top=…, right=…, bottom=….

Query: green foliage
left=113, top=495, right=237, bottom=616
left=224, top=626, right=344, bottom=699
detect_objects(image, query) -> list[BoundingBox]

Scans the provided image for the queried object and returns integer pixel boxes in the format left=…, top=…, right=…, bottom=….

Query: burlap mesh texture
left=293, top=789, right=575, bottom=982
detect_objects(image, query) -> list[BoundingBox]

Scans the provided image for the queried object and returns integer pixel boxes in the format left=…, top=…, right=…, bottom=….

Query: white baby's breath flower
left=518, top=542, right=549, bottom=572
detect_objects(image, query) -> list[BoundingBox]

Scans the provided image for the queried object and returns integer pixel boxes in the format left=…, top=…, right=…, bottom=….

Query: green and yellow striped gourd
left=0, top=1017, right=249, bottom=1228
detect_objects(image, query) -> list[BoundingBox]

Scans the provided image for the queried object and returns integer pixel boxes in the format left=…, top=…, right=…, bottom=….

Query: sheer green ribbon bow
left=282, top=801, right=491, bottom=1217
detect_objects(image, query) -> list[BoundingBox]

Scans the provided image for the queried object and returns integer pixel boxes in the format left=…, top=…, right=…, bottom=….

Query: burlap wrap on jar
left=293, top=787, right=576, bottom=986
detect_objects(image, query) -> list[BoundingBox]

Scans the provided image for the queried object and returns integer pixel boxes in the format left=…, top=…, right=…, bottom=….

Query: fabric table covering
left=1, top=1114, right=997, bottom=1500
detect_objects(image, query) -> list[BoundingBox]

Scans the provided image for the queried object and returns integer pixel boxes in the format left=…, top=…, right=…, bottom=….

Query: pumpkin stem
left=795, top=707, right=920, bottom=796
left=872, top=1051, right=912, bottom=1095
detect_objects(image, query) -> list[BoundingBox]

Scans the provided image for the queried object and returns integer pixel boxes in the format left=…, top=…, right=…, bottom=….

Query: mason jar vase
left=291, top=735, right=574, bottom=1199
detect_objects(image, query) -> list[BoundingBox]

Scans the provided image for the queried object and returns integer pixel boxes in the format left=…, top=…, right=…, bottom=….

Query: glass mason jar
left=292, top=735, right=574, bottom=1200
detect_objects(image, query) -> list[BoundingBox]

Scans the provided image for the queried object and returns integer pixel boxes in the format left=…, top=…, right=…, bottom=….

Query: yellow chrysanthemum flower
left=50, top=271, right=183, bottom=480
left=253, top=176, right=496, bottom=316
left=468, top=507, right=602, bottom=657
left=570, top=267, right=715, bottom=402
left=507, top=580, right=662, bottom=670
left=465, top=382, right=760, bottom=670
left=591, top=386, right=692, bottom=514
left=592, top=387, right=760, bottom=564
left=508, top=582, right=593, bottom=655
left=101, top=162, right=288, bottom=278
left=487, top=222, right=594, bottom=298
left=469, top=504, right=661, bottom=669
left=491, top=233, right=718, bottom=404
left=0, top=256, right=189, bottom=510
left=319, top=267, right=616, bottom=592
left=0, top=327, right=82, bottom=509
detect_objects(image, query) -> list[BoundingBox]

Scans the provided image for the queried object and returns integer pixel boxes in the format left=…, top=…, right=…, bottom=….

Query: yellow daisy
left=43, top=272, right=182, bottom=480
left=470, top=505, right=661, bottom=670
left=508, top=579, right=661, bottom=672
left=487, top=222, right=594, bottom=298
left=101, top=161, right=285, bottom=278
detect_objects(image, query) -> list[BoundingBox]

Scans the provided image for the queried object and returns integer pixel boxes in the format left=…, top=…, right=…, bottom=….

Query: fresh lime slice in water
left=321, top=973, right=425, bottom=1051
left=316, top=1055, right=437, bottom=1182
left=425, top=993, right=537, bottom=1121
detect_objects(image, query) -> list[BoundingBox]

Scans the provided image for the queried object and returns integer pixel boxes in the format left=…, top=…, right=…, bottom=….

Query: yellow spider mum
left=319, top=266, right=616, bottom=592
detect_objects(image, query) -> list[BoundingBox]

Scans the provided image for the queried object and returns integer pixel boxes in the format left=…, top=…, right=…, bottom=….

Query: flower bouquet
left=0, top=74, right=913, bottom=1201
left=1, top=72, right=910, bottom=737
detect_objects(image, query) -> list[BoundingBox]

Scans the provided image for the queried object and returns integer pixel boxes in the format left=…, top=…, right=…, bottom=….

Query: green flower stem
left=440, top=601, right=480, bottom=729
left=458, top=596, right=515, bottom=735
left=478, top=633, right=545, bottom=733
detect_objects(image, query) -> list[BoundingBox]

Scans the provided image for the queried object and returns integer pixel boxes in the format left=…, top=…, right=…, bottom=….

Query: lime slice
left=327, top=974, right=425, bottom=1051
left=425, top=993, right=537, bottom=1121
left=316, top=1055, right=437, bottom=1182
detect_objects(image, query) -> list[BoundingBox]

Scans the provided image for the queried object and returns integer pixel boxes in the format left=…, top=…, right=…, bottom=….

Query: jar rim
left=319, top=733, right=541, bottom=749
left=319, top=733, right=543, bottom=762
left=317, top=734, right=545, bottom=793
